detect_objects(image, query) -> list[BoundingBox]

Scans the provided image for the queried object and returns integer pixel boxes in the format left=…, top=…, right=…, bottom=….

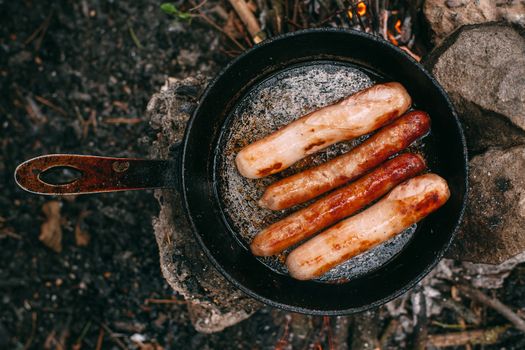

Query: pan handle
left=14, top=153, right=180, bottom=195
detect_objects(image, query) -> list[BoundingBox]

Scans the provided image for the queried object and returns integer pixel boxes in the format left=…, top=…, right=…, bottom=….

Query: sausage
left=235, top=82, right=412, bottom=179
left=251, top=153, right=426, bottom=256
left=286, top=173, right=450, bottom=280
left=259, top=110, right=430, bottom=210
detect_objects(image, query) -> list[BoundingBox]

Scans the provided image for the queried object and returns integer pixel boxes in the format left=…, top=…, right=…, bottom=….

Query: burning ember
left=356, top=2, right=367, bottom=17
left=344, top=0, right=420, bottom=60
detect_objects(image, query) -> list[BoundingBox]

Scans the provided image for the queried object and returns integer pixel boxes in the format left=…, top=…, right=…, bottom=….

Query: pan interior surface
left=183, top=29, right=467, bottom=314
left=217, top=61, right=421, bottom=282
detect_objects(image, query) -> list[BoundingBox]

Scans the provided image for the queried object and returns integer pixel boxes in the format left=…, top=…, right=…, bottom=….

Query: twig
left=458, top=284, right=525, bottom=333
left=228, top=0, right=265, bottom=43
left=399, top=46, right=421, bottom=61
left=323, top=316, right=334, bottom=350
left=34, top=95, right=67, bottom=116
left=335, top=0, right=352, bottom=27
left=144, top=298, right=187, bottom=305
left=74, top=320, right=92, bottom=348
left=189, top=0, right=208, bottom=11
left=427, top=325, right=510, bottom=348
left=127, top=22, right=144, bottom=49
left=314, top=9, right=345, bottom=27
left=379, top=318, right=399, bottom=349
left=196, top=13, right=246, bottom=50
left=103, top=117, right=142, bottom=125
left=274, top=314, right=291, bottom=350
left=286, top=19, right=304, bottom=29
left=431, top=321, right=467, bottom=330
left=217, top=47, right=243, bottom=57
left=442, top=298, right=480, bottom=325
left=25, top=95, right=46, bottom=124
left=23, top=312, right=37, bottom=350
left=25, top=11, right=53, bottom=51
left=95, top=327, right=105, bottom=350
left=0, top=228, right=22, bottom=240
left=98, top=323, right=128, bottom=350
left=271, top=0, right=283, bottom=33
left=292, top=0, right=300, bottom=28
left=413, top=290, right=428, bottom=350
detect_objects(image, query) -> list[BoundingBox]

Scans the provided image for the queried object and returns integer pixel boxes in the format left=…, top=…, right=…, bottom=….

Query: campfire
left=163, top=0, right=424, bottom=60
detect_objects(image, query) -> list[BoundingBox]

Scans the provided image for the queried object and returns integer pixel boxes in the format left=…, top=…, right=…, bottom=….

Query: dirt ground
left=2, top=0, right=525, bottom=349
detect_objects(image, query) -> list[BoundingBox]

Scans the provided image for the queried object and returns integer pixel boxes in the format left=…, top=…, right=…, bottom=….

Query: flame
left=395, top=19, right=402, bottom=34
left=387, top=30, right=398, bottom=46
left=347, top=9, right=353, bottom=19
left=356, top=2, right=367, bottom=16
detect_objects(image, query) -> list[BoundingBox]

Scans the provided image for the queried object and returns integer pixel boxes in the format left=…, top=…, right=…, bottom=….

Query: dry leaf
left=40, top=201, right=62, bottom=253
left=75, top=211, right=91, bottom=247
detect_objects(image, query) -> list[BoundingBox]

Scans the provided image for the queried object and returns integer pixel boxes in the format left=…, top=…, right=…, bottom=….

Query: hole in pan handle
left=14, top=148, right=181, bottom=195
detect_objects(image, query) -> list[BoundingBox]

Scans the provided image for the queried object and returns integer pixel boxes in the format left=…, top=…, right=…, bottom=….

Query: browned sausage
left=250, top=153, right=426, bottom=256
left=235, top=82, right=412, bottom=178
left=259, top=110, right=430, bottom=210
left=286, top=174, right=450, bottom=280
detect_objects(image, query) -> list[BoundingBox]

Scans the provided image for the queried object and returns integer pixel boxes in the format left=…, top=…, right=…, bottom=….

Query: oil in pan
left=216, top=61, right=421, bottom=283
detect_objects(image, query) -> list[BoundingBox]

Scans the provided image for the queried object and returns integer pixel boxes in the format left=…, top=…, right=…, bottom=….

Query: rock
left=423, top=0, right=525, bottom=45
left=424, top=23, right=525, bottom=153
left=147, top=76, right=260, bottom=333
left=448, top=146, right=525, bottom=264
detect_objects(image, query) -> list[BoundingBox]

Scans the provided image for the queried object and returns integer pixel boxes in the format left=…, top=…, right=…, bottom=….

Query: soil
left=1, top=0, right=525, bottom=349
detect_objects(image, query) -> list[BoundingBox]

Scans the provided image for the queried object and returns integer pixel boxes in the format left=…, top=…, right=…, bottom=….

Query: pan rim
left=181, top=28, right=469, bottom=315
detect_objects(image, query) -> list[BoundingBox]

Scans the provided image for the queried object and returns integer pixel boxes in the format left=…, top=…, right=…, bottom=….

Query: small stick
left=427, top=325, right=510, bottom=348
left=458, top=284, right=525, bottom=334
left=25, top=11, right=53, bottom=51
left=413, top=290, right=428, bottom=350
left=379, top=318, right=399, bottom=349
left=228, top=0, right=265, bottom=43
left=292, top=0, right=299, bottom=27
left=103, top=117, right=142, bottom=125
left=98, top=323, right=128, bottom=350
left=34, top=95, right=67, bottom=116
left=196, top=13, right=246, bottom=50
left=442, top=299, right=480, bottom=325
left=323, top=316, right=334, bottom=350
left=1, top=228, right=22, bottom=240
left=287, top=19, right=304, bottom=29
left=271, top=0, right=283, bottom=33
left=74, top=320, right=92, bottom=347
left=274, top=314, right=291, bottom=350
left=95, top=327, right=105, bottom=350
left=23, top=312, right=37, bottom=350
left=189, top=0, right=208, bottom=11
left=144, top=298, right=187, bottom=305
left=314, top=9, right=346, bottom=27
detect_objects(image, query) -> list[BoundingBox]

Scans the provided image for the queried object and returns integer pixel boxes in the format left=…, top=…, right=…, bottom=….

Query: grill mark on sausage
left=310, top=238, right=382, bottom=278
left=257, top=162, right=283, bottom=176
left=304, top=140, right=326, bottom=152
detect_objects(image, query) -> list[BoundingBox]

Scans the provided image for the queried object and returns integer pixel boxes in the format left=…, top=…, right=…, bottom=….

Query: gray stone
left=423, top=0, right=525, bottom=45
left=424, top=23, right=525, bottom=153
left=147, top=76, right=261, bottom=333
left=448, top=146, right=525, bottom=264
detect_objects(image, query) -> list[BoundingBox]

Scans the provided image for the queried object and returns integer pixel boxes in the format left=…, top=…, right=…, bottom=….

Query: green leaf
left=160, top=3, right=177, bottom=15
left=177, top=12, right=192, bottom=20
left=160, top=2, right=192, bottom=22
